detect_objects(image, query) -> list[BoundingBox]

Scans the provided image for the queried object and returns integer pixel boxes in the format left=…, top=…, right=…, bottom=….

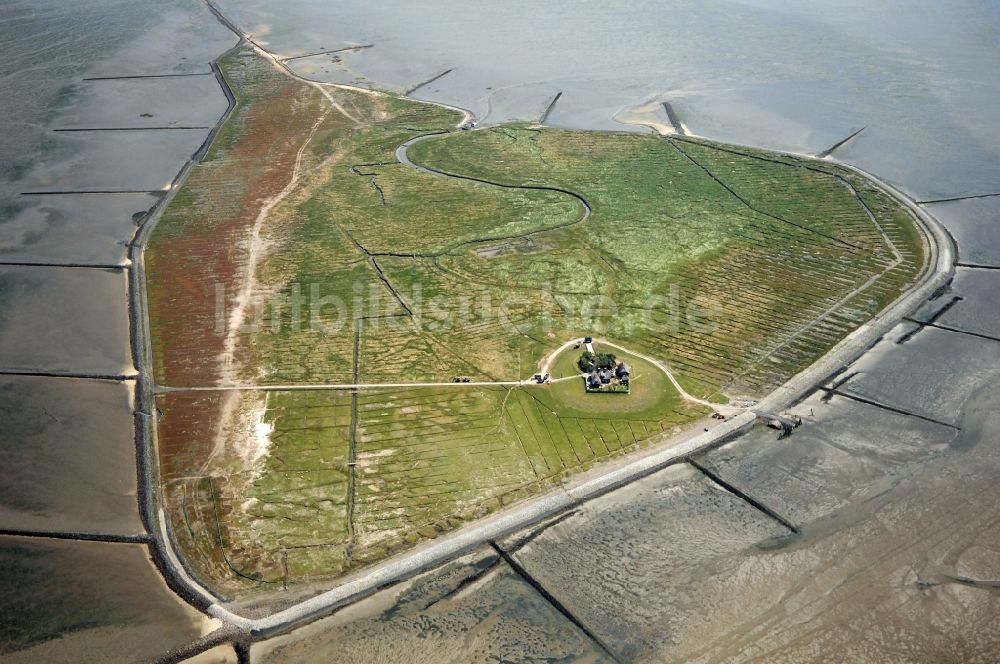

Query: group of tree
left=578, top=351, right=616, bottom=372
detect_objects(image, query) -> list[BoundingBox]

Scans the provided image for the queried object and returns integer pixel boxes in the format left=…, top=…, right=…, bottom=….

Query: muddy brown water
left=0, top=0, right=998, bottom=660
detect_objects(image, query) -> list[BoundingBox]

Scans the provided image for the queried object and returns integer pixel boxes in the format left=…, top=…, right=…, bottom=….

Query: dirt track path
left=166, top=334, right=728, bottom=414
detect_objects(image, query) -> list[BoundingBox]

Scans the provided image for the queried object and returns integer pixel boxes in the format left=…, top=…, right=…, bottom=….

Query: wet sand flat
left=21, top=128, right=212, bottom=194
left=250, top=547, right=610, bottom=663
left=926, top=198, right=1000, bottom=267
left=836, top=325, right=1000, bottom=427
left=0, top=193, right=157, bottom=265
left=0, top=376, right=140, bottom=535
left=182, top=644, right=239, bottom=663
left=54, top=76, right=230, bottom=130
left=0, top=266, right=132, bottom=376
left=504, top=463, right=789, bottom=662
left=0, top=536, right=213, bottom=662
left=700, top=391, right=957, bottom=527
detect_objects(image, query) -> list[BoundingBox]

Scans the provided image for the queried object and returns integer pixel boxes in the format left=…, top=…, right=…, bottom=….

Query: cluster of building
left=586, top=361, right=630, bottom=392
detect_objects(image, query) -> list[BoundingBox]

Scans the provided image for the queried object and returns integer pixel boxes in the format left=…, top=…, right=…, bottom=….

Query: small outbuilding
left=587, top=371, right=601, bottom=390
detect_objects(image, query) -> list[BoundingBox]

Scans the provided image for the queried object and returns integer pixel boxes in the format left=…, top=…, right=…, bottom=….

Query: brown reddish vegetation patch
left=146, top=46, right=327, bottom=388
left=146, top=48, right=332, bottom=585
left=154, top=390, right=235, bottom=584
left=155, top=391, right=223, bottom=482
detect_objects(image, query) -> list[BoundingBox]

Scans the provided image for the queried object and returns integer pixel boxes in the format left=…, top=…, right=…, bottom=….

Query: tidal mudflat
left=926, top=198, right=1000, bottom=267
left=0, top=536, right=214, bottom=662
left=53, top=76, right=229, bottom=131
left=21, top=129, right=212, bottom=194
left=0, top=376, right=140, bottom=535
left=502, top=462, right=789, bottom=662
left=913, top=267, right=1000, bottom=340
left=0, top=0, right=237, bottom=660
left=249, top=547, right=610, bottom=663
left=0, top=0, right=235, bottom=204
left=0, top=194, right=158, bottom=266
left=698, top=391, right=957, bottom=527
left=0, top=266, right=132, bottom=376
left=835, top=324, right=1000, bottom=428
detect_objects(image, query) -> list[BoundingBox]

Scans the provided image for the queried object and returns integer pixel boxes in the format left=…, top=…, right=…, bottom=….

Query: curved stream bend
left=396, top=132, right=592, bottom=250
